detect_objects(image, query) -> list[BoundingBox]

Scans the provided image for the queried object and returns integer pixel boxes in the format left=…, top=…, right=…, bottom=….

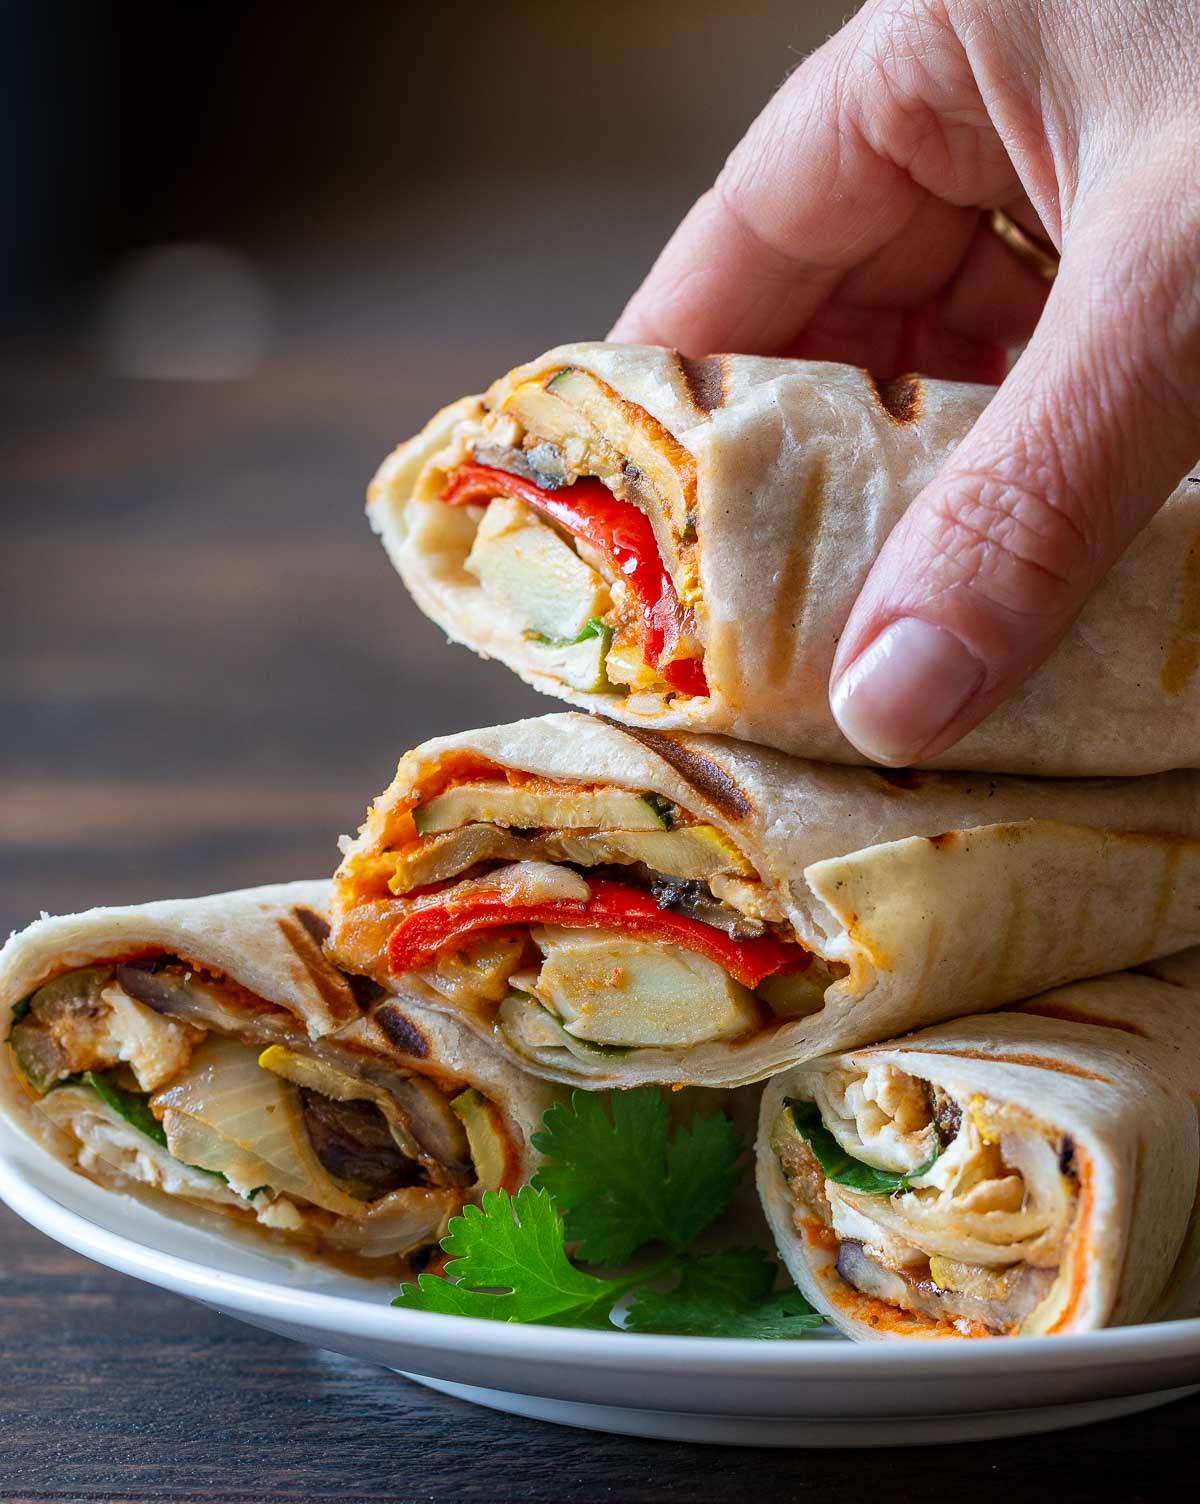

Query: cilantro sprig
left=530, top=1087, right=742, bottom=1263
left=393, top=1088, right=823, bottom=1340
left=392, top=1186, right=670, bottom=1326
left=625, top=1247, right=822, bottom=1338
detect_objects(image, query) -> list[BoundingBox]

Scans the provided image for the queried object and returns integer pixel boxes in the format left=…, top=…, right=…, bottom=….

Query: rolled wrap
left=756, top=950, right=1200, bottom=1338
left=368, top=342, right=1200, bottom=776
left=0, top=881, right=558, bottom=1272
left=328, top=713, right=1200, bottom=1087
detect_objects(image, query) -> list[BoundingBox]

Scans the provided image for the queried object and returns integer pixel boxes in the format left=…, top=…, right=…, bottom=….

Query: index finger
left=610, top=9, right=1021, bottom=356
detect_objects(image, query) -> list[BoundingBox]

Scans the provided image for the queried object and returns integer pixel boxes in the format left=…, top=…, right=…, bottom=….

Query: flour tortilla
left=757, top=949, right=1200, bottom=1338
left=0, top=881, right=557, bottom=1257
left=368, top=342, right=1200, bottom=776
left=329, top=714, right=1200, bottom=1087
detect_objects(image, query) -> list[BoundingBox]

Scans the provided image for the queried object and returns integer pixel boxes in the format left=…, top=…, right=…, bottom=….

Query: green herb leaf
left=395, top=1097, right=820, bottom=1339
left=523, top=618, right=618, bottom=692
left=76, top=1071, right=169, bottom=1147
left=671, top=1288, right=825, bottom=1339
left=625, top=1248, right=824, bottom=1339
left=392, top=1186, right=626, bottom=1326
left=531, top=1088, right=742, bottom=1264
left=525, top=617, right=611, bottom=650
left=787, top=1098, right=941, bottom=1194
left=67, top=1071, right=251, bottom=1192
left=9, top=993, right=35, bottom=1027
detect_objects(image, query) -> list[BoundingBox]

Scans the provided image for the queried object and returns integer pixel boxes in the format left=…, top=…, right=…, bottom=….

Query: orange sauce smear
left=799, top=1220, right=991, bottom=1340
left=1044, top=1143, right=1093, bottom=1334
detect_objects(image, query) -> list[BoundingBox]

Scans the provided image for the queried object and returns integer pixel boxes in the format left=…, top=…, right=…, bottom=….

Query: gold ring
left=987, top=208, right=1059, bottom=282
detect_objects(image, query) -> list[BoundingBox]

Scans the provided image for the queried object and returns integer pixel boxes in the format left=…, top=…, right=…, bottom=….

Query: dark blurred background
left=0, top=0, right=847, bottom=933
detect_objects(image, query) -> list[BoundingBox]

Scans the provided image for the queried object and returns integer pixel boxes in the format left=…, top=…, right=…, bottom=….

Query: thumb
left=829, top=177, right=1200, bottom=766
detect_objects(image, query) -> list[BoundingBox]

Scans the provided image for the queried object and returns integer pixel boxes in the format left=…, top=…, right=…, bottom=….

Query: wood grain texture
left=0, top=348, right=548, bottom=936
left=1, top=347, right=1195, bottom=1502
left=0, top=1203, right=1195, bottom=1504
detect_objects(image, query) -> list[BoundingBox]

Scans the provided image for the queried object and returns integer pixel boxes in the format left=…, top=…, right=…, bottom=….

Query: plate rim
left=6, top=1144, right=1200, bottom=1381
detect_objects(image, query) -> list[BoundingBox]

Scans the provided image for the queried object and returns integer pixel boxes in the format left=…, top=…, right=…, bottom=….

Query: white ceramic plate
left=4, top=1130, right=1200, bottom=1448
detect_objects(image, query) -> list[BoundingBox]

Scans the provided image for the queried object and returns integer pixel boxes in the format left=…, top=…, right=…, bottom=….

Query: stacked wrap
left=13, top=337, right=1200, bottom=1337
left=757, top=950, right=1200, bottom=1338
left=0, top=881, right=557, bottom=1271
left=369, top=341, right=1200, bottom=776
left=329, top=713, right=1200, bottom=1087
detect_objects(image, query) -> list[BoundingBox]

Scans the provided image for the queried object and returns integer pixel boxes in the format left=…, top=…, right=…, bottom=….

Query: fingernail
left=830, top=618, right=985, bottom=765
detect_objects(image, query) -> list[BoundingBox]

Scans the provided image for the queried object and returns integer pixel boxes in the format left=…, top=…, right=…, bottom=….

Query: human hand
left=612, top=0, right=1200, bottom=765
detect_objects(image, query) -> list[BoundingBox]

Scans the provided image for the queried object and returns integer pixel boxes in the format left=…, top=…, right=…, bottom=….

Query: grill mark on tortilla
left=868, top=372, right=922, bottom=425
left=1160, top=530, right=1200, bottom=696
left=292, top=906, right=331, bottom=945
left=375, top=1003, right=430, bottom=1059
left=1017, top=1001, right=1150, bottom=1038
left=675, top=353, right=726, bottom=415
left=344, top=972, right=387, bottom=1007
left=1150, top=841, right=1183, bottom=945
left=901, top=1046, right=1110, bottom=1082
left=872, top=769, right=929, bottom=791
left=275, top=916, right=360, bottom=1025
left=596, top=717, right=752, bottom=819
left=762, top=452, right=829, bottom=689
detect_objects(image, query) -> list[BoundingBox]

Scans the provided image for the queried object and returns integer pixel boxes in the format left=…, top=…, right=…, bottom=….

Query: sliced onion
left=997, top=1131, right=1074, bottom=1262
left=318, top=1187, right=465, bottom=1258
left=37, top=1084, right=247, bottom=1209
left=834, top=1114, right=1071, bottom=1268
left=152, top=1037, right=366, bottom=1216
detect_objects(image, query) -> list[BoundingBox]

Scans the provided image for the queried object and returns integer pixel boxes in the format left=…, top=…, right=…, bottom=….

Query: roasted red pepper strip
left=661, top=654, right=709, bottom=697
left=387, top=877, right=807, bottom=990
left=441, top=463, right=708, bottom=696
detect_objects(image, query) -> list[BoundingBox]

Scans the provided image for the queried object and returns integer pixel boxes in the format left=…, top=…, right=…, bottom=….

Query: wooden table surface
left=2, top=343, right=1195, bottom=1502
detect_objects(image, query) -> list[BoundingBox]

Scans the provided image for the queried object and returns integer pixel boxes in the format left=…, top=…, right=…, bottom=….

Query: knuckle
left=912, top=466, right=1098, bottom=623
left=710, top=174, right=784, bottom=274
